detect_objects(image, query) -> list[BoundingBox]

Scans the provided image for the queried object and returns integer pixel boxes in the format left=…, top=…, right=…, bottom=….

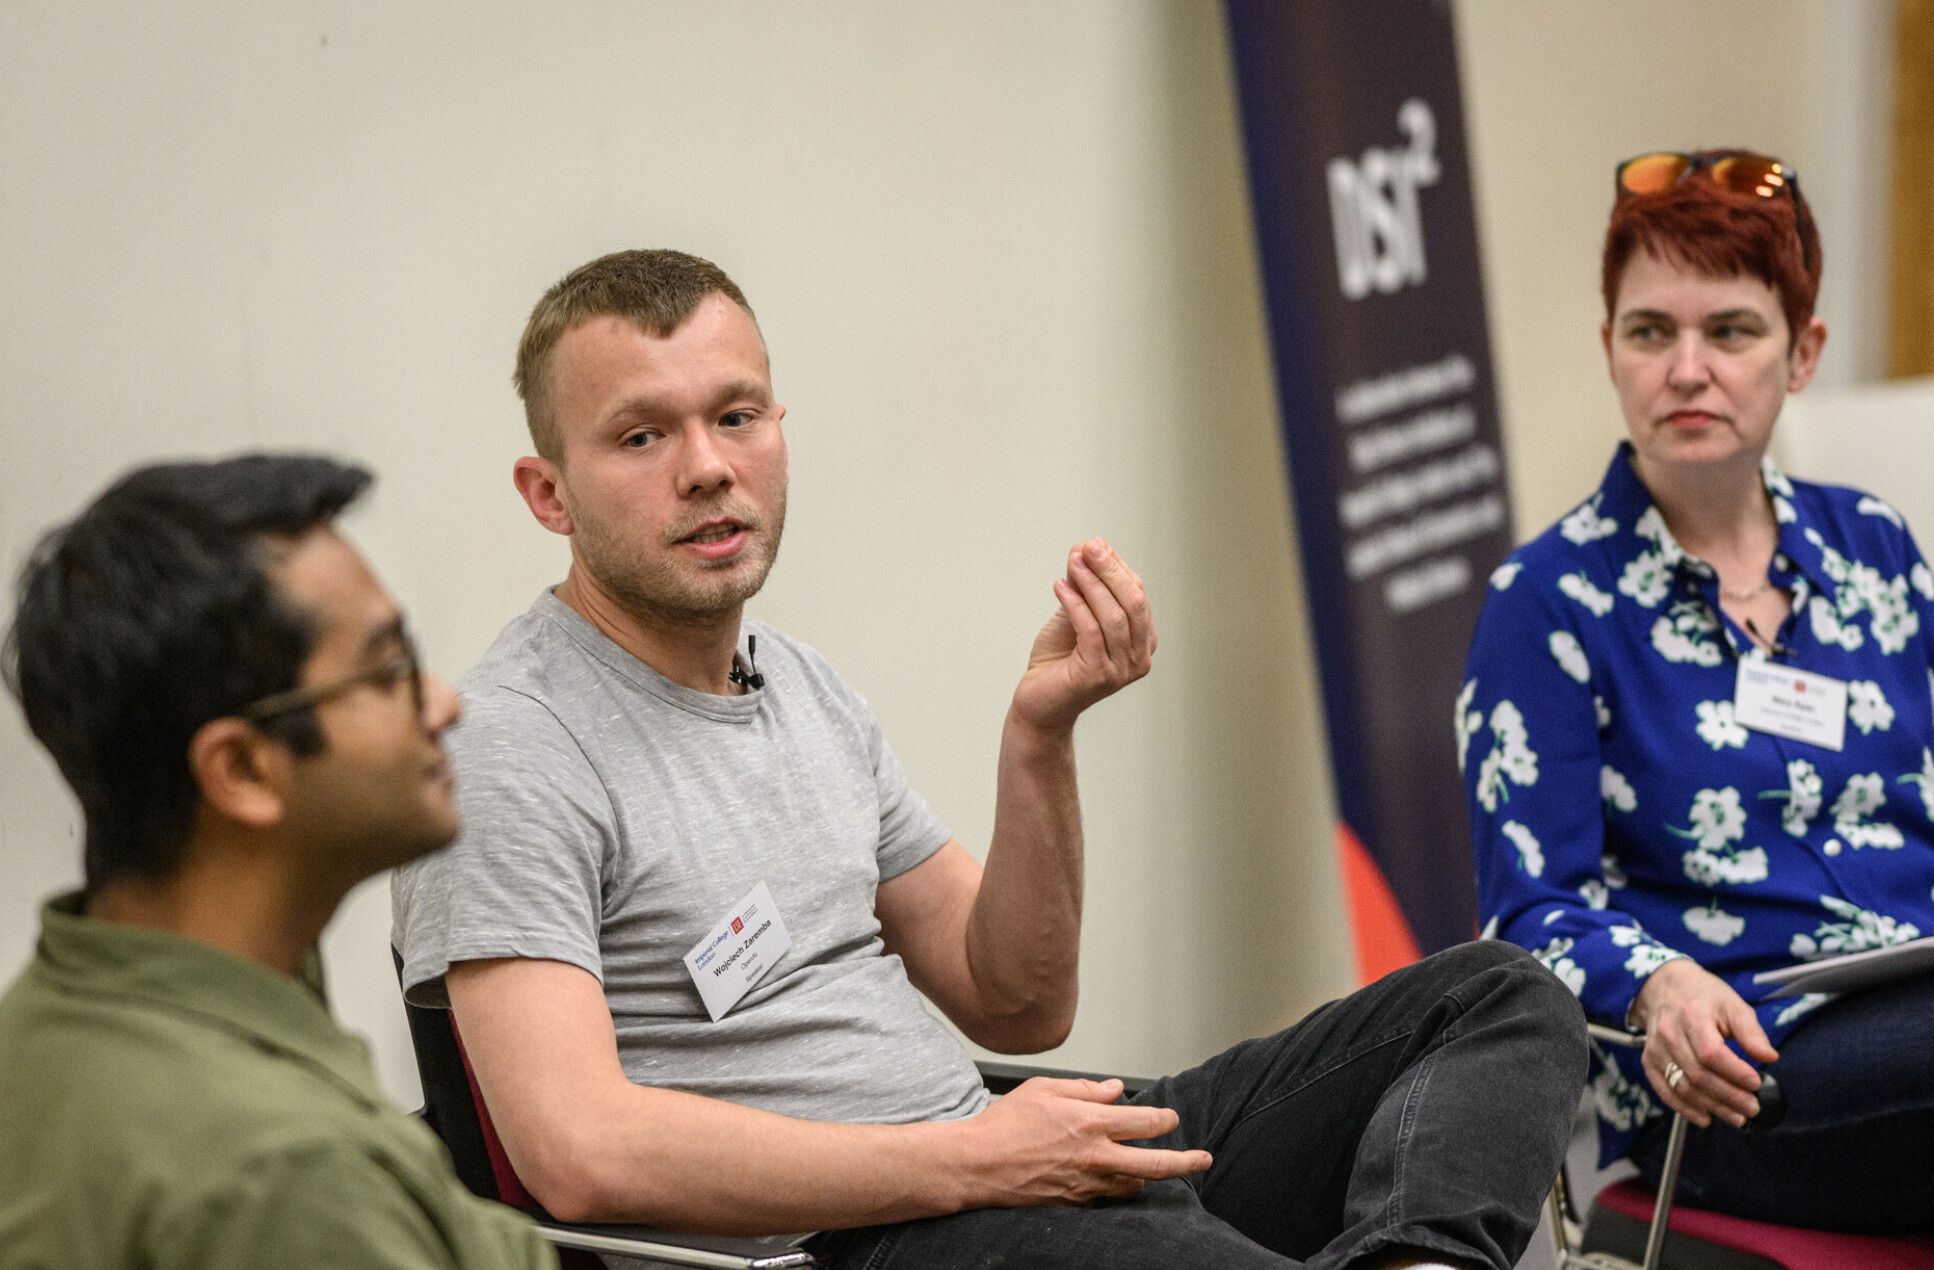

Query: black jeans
left=1632, top=972, right=1934, bottom=1234
left=813, top=942, right=1587, bottom=1269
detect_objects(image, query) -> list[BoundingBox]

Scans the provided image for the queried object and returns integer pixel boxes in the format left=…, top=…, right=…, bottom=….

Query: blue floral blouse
left=1460, top=444, right=1934, bottom=1162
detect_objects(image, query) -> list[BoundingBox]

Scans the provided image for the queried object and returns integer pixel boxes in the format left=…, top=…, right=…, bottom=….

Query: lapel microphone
left=1744, top=618, right=1792, bottom=659
left=728, top=634, right=766, bottom=690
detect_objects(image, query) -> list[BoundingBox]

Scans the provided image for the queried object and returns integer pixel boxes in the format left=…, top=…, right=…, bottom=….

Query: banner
left=1224, top=0, right=1513, bottom=979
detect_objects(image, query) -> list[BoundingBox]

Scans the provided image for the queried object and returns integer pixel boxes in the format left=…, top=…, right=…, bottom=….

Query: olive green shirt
left=0, top=894, right=555, bottom=1270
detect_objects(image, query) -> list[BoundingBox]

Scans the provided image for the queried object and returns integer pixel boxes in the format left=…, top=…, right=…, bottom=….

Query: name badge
left=683, top=881, right=793, bottom=1022
left=1733, top=659, right=1847, bottom=751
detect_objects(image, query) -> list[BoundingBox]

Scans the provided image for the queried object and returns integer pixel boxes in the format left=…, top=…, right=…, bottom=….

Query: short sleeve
left=867, top=720, right=953, bottom=882
left=392, top=687, right=614, bottom=1007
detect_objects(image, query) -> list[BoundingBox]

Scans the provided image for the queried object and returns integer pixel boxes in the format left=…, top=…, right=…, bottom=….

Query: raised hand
left=1632, top=958, right=1779, bottom=1128
left=960, top=1076, right=1211, bottom=1207
left=1011, top=539, right=1157, bottom=735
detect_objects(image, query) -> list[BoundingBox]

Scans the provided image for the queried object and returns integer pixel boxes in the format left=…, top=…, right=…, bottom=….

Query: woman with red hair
left=1460, top=150, right=1934, bottom=1231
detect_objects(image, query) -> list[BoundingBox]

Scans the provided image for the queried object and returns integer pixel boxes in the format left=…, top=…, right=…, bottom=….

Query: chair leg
left=1549, top=1167, right=1576, bottom=1262
left=1639, top=1112, right=1689, bottom=1270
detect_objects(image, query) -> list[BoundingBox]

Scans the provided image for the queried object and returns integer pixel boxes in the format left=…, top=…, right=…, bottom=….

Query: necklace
left=1720, top=578, right=1773, bottom=603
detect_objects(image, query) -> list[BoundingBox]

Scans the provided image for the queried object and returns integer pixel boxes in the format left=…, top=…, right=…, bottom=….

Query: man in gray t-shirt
left=393, top=249, right=1584, bottom=1270
left=395, top=599, right=988, bottom=1128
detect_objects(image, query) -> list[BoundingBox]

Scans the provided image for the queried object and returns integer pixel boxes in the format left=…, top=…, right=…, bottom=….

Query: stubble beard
left=575, top=490, right=787, bottom=630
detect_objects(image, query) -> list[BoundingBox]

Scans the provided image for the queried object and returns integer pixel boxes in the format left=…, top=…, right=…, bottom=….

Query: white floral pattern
left=1900, top=748, right=1934, bottom=821
left=1601, top=766, right=1636, bottom=813
left=1684, top=903, right=1745, bottom=946
left=1671, top=787, right=1769, bottom=884
left=1453, top=679, right=1480, bottom=774
left=1859, top=495, right=1905, bottom=528
left=1618, top=550, right=1672, bottom=608
left=1774, top=993, right=1834, bottom=1027
left=1803, top=527, right=1921, bottom=655
left=1559, top=571, right=1615, bottom=617
left=1490, top=561, right=1522, bottom=590
left=1769, top=759, right=1823, bottom=837
left=1681, top=787, right=1746, bottom=851
left=1474, top=699, right=1538, bottom=813
left=1848, top=680, right=1894, bottom=734
left=1610, top=923, right=1680, bottom=977
left=1533, top=936, right=1587, bottom=994
left=1790, top=895, right=1921, bottom=960
left=1694, top=700, right=1749, bottom=750
left=1831, top=772, right=1904, bottom=849
left=1549, top=632, right=1590, bottom=684
left=1650, top=605, right=1723, bottom=666
left=1502, top=820, right=1544, bottom=877
left=1560, top=495, right=1618, bottom=544
left=1808, top=595, right=1865, bottom=652
left=1589, top=1042, right=1655, bottom=1132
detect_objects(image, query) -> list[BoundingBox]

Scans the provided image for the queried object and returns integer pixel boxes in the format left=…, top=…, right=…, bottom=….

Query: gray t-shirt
left=392, top=592, right=990, bottom=1127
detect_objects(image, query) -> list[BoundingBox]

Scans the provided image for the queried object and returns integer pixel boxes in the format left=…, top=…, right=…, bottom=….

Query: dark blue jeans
left=1632, top=973, right=1934, bottom=1234
left=811, top=942, right=1587, bottom=1269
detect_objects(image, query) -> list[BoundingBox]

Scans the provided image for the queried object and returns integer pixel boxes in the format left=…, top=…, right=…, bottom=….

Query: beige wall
left=0, top=2, right=1894, bottom=1109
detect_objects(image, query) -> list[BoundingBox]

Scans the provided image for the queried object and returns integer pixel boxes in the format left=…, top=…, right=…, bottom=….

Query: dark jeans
left=812, top=942, right=1587, bottom=1269
left=1632, top=972, right=1934, bottom=1234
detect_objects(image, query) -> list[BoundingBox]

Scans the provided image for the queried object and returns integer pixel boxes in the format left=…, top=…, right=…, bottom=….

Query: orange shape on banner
left=1336, top=822, right=1423, bottom=984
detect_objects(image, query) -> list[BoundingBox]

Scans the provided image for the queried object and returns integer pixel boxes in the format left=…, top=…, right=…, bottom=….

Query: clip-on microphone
left=728, top=634, right=766, bottom=690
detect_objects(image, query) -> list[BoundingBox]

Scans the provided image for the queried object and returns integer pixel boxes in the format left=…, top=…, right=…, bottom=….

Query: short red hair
left=1601, top=151, right=1823, bottom=344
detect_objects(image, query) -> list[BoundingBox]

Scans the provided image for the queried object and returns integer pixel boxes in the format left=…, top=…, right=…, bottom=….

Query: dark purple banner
left=1225, top=0, right=1512, bottom=978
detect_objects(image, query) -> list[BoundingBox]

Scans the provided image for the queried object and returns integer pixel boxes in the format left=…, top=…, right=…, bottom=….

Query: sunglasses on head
left=1614, top=150, right=1815, bottom=275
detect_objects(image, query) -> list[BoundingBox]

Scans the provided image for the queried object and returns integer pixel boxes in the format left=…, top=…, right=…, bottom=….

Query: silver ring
left=1665, top=1061, right=1686, bottom=1090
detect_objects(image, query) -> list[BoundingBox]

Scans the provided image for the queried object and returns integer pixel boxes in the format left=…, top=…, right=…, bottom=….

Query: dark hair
left=1602, top=151, right=1823, bottom=344
left=515, top=249, right=756, bottom=460
left=5, top=455, right=373, bottom=891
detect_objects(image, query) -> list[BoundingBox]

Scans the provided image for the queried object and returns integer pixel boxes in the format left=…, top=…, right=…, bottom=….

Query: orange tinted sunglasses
left=1615, top=150, right=1814, bottom=274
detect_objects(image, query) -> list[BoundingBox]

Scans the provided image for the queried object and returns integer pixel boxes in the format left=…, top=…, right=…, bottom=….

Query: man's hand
left=1631, top=958, right=1779, bottom=1128
left=960, top=1076, right=1211, bottom=1207
left=1011, top=539, right=1157, bottom=734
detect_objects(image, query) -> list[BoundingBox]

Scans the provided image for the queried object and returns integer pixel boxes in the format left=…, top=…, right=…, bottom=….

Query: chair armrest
left=536, top=1219, right=818, bottom=1268
left=1586, top=1022, right=1645, bottom=1049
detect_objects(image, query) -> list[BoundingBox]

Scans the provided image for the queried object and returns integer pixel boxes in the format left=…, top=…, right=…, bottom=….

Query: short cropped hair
left=1601, top=151, right=1823, bottom=344
left=514, top=249, right=756, bottom=460
left=6, top=455, right=372, bottom=891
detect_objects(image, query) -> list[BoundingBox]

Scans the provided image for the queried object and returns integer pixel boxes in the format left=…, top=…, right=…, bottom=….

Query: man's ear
left=513, top=456, right=575, bottom=537
left=186, top=717, right=290, bottom=832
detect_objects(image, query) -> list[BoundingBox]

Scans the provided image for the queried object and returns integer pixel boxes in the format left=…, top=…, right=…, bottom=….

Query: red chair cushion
left=1596, top=1180, right=1934, bottom=1270
left=449, top=1020, right=537, bottom=1210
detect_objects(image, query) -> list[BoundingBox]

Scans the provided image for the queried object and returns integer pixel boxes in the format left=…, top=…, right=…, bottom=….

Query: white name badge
left=1733, top=659, right=1847, bottom=751
left=683, top=881, right=793, bottom=1022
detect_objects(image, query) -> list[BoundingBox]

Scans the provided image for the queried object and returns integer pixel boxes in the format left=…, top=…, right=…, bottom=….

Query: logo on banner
left=1326, top=98, right=1441, bottom=302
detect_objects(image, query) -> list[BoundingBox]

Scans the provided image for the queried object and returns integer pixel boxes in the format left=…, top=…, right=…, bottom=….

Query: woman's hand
left=1631, top=958, right=1779, bottom=1128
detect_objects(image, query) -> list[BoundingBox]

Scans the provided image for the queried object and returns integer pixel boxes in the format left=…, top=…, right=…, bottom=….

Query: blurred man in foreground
left=0, top=455, right=554, bottom=1270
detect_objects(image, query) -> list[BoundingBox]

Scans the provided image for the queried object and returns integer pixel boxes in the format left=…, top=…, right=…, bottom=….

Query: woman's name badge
left=683, top=881, right=793, bottom=1022
left=1733, top=659, right=1847, bottom=751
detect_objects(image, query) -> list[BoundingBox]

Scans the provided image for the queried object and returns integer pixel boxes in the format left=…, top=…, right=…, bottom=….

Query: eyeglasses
left=235, top=631, right=424, bottom=724
left=1614, top=150, right=1815, bottom=274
